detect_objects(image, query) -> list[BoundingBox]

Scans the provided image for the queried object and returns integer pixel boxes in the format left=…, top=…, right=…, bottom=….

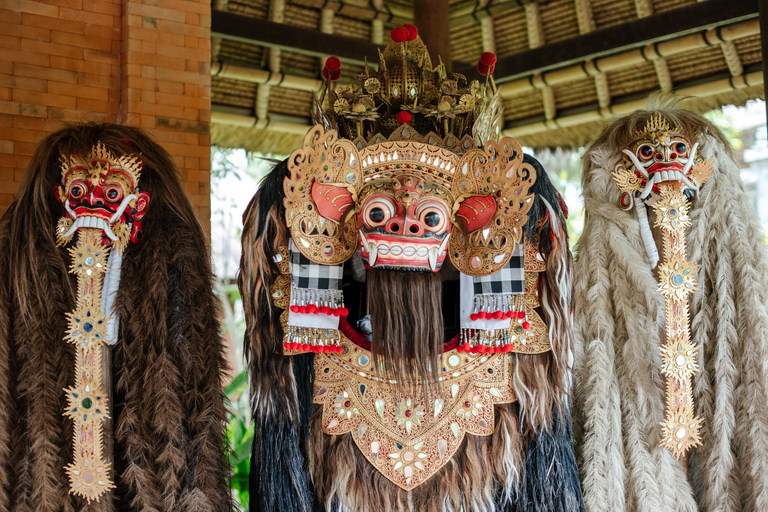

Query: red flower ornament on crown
left=55, top=142, right=150, bottom=253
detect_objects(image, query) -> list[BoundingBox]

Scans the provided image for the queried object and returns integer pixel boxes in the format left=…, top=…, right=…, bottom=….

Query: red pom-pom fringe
left=403, top=24, right=418, bottom=41
left=325, top=56, right=341, bottom=72
left=391, top=27, right=409, bottom=42
left=480, top=52, right=497, bottom=66
left=396, top=110, right=412, bottom=125
left=477, top=62, right=495, bottom=76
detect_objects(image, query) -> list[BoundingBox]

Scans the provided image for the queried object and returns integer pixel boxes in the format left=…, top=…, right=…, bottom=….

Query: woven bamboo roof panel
left=591, top=0, right=637, bottom=30
left=280, top=50, right=319, bottom=76
left=451, top=22, right=484, bottom=65
left=493, top=8, right=529, bottom=57
left=218, top=39, right=265, bottom=66
left=212, top=123, right=303, bottom=156
left=284, top=3, right=321, bottom=28
left=651, top=0, right=695, bottom=14
left=504, top=90, right=544, bottom=122
left=666, top=46, right=727, bottom=84
left=540, top=0, right=580, bottom=44
left=229, top=0, right=269, bottom=18
left=334, top=15, right=371, bottom=41
left=268, top=86, right=313, bottom=118
left=553, top=77, right=598, bottom=110
left=211, top=0, right=763, bottom=151
left=606, top=62, right=659, bottom=97
left=212, top=77, right=257, bottom=109
left=736, top=35, right=762, bottom=66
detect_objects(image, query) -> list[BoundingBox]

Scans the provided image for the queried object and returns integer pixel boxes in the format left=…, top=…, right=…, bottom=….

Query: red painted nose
left=385, top=213, right=425, bottom=236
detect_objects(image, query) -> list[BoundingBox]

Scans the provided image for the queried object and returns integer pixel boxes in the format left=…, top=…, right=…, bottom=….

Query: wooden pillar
left=414, top=0, right=451, bottom=71
left=760, top=0, right=768, bottom=124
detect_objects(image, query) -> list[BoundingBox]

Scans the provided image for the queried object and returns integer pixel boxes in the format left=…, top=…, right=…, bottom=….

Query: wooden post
left=414, top=0, right=452, bottom=72
left=760, top=0, right=768, bottom=124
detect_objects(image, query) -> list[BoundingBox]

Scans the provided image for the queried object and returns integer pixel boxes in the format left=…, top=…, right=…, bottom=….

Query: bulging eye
left=424, top=211, right=440, bottom=227
left=68, top=180, right=87, bottom=200
left=362, top=197, right=395, bottom=228
left=638, top=144, right=654, bottom=160
left=416, top=202, right=449, bottom=233
left=369, top=207, right=385, bottom=223
left=104, top=184, right=122, bottom=203
left=675, top=142, right=688, bottom=155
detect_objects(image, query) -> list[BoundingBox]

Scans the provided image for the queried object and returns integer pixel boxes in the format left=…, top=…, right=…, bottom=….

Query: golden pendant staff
left=612, top=113, right=713, bottom=458
left=653, top=181, right=703, bottom=458
left=62, top=227, right=115, bottom=501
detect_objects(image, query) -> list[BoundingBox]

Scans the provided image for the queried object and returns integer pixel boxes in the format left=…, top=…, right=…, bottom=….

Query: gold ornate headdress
left=55, top=143, right=150, bottom=501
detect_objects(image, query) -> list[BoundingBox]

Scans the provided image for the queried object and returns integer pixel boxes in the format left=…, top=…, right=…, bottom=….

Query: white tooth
left=416, top=246, right=428, bottom=257
left=654, top=174, right=662, bottom=184
left=319, top=217, right=326, bottom=229
left=389, top=245, right=403, bottom=256
left=103, top=222, right=118, bottom=241
left=368, top=242, right=378, bottom=266
left=428, top=247, right=438, bottom=271
left=640, top=178, right=656, bottom=199
left=659, top=171, right=667, bottom=181
left=681, top=143, right=698, bottom=175
left=378, top=243, right=389, bottom=255
left=359, top=230, right=368, bottom=248
left=621, top=149, right=649, bottom=178
left=403, top=246, right=416, bottom=257
left=65, top=200, right=78, bottom=219
left=63, top=217, right=83, bottom=238
left=438, top=234, right=450, bottom=254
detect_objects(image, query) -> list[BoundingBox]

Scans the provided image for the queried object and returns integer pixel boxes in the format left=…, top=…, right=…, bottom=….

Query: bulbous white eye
left=674, top=141, right=689, bottom=157
left=68, top=179, right=88, bottom=200
left=415, top=200, right=449, bottom=234
left=362, top=196, right=395, bottom=228
left=637, top=144, right=654, bottom=160
left=103, top=184, right=123, bottom=203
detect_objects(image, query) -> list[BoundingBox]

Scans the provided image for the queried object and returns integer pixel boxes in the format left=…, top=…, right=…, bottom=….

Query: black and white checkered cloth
left=472, top=243, right=524, bottom=295
left=289, top=240, right=344, bottom=290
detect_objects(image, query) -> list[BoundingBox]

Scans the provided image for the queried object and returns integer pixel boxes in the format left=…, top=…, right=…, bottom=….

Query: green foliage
left=226, top=369, right=252, bottom=511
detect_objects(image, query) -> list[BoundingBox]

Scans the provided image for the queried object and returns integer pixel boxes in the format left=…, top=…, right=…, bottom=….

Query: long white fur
left=574, top=105, right=768, bottom=511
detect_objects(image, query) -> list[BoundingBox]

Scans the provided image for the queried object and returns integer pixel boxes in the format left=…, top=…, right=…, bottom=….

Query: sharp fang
left=65, top=200, right=77, bottom=219
left=368, top=242, right=378, bottom=266
left=428, top=247, right=438, bottom=271
left=63, top=217, right=83, bottom=238
left=319, top=217, right=326, bottom=230
left=681, top=143, right=698, bottom=175
left=621, top=149, right=649, bottom=178
left=679, top=173, right=697, bottom=191
left=438, top=234, right=450, bottom=255
left=101, top=219, right=118, bottom=241
left=109, top=194, right=136, bottom=224
left=359, top=230, right=368, bottom=248
left=640, top=177, right=656, bottom=199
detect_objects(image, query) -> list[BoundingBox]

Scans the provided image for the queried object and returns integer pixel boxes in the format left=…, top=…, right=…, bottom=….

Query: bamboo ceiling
left=210, top=0, right=764, bottom=153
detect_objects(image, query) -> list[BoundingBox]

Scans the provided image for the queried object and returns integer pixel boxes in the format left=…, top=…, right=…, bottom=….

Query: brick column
left=0, top=0, right=212, bottom=235
left=122, top=0, right=212, bottom=233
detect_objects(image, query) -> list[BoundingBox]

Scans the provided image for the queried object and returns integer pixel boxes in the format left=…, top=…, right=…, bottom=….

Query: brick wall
left=0, top=0, right=212, bottom=234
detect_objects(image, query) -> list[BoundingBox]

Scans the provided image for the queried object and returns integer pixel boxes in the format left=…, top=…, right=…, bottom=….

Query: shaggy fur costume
left=240, top=156, right=584, bottom=512
left=574, top=96, right=768, bottom=511
left=0, top=124, right=232, bottom=511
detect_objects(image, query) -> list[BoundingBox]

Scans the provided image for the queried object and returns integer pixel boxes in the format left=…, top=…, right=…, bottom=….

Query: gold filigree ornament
left=612, top=164, right=643, bottom=193
left=62, top=229, right=116, bottom=501
left=314, top=336, right=516, bottom=490
left=612, top=114, right=711, bottom=459
left=284, top=125, right=535, bottom=276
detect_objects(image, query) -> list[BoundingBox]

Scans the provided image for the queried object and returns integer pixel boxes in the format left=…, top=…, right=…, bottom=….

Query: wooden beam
left=492, top=0, right=759, bottom=84
left=414, top=0, right=452, bottom=70
left=212, top=9, right=381, bottom=66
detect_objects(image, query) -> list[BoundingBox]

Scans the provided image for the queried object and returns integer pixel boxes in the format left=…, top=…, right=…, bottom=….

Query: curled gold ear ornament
left=284, top=126, right=361, bottom=265
left=449, top=137, right=536, bottom=276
